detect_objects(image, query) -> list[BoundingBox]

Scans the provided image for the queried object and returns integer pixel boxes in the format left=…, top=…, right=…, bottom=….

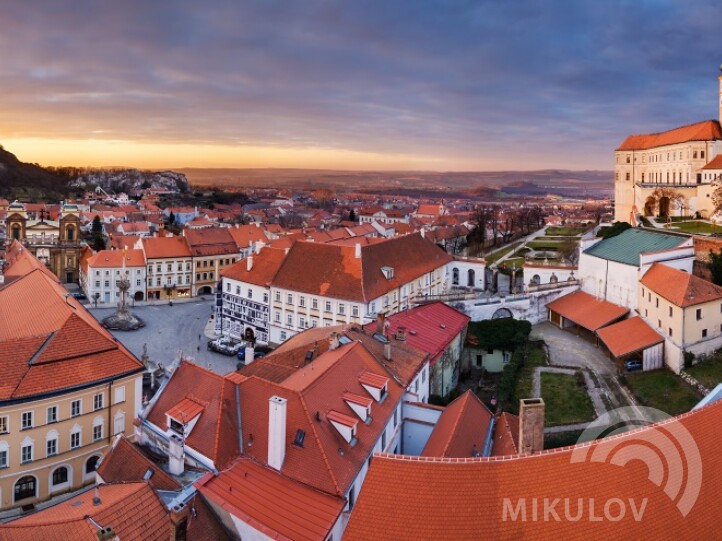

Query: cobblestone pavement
left=89, top=299, right=241, bottom=375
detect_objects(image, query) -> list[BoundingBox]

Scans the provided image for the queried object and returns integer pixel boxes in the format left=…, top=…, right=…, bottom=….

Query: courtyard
left=89, top=299, right=241, bottom=375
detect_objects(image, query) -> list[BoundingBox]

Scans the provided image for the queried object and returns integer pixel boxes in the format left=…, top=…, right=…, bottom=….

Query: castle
left=614, top=69, right=722, bottom=223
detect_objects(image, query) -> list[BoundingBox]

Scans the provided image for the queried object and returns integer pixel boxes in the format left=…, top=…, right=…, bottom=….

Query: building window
left=325, top=301, right=332, bottom=312
left=348, top=486, right=356, bottom=511
left=275, top=291, right=281, bottom=302
left=14, top=476, right=36, bottom=501
left=338, top=303, right=345, bottom=315
left=52, top=466, right=69, bottom=486
left=299, top=316, right=306, bottom=328
left=85, top=455, right=100, bottom=474
left=21, top=444, right=33, bottom=464
left=21, top=412, right=33, bottom=430
left=226, top=283, right=231, bottom=292
left=702, top=329, right=708, bottom=338
left=287, top=314, right=293, bottom=326
left=299, top=296, right=306, bottom=308
left=696, top=308, right=703, bottom=320
left=280, top=331, right=287, bottom=341
left=669, top=306, right=673, bottom=317
left=93, top=424, right=103, bottom=442
left=0, top=449, right=7, bottom=468
left=287, top=293, right=293, bottom=304
left=93, top=393, right=104, bottom=411
left=275, top=311, right=281, bottom=322
left=71, top=431, right=81, bottom=449
left=352, top=305, right=359, bottom=317
left=247, top=289, right=253, bottom=299
left=47, top=406, right=58, bottom=424
left=669, top=328, right=673, bottom=337
left=71, top=400, right=81, bottom=417
left=46, top=438, right=57, bottom=457
left=312, top=298, right=318, bottom=310
left=0, top=416, right=8, bottom=434
left=114, top=386, right=126, bottom=404
left=263, top=292, right=269, bottom=303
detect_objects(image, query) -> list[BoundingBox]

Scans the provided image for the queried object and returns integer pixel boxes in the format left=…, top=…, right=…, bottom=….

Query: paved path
left=89, top=300, right=241, bottom=375
left=492, top=226, right=549, bottom=269
left=532, top=321, right=655, bottom=424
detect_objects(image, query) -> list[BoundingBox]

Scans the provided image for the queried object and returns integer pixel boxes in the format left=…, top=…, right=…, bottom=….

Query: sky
left=1, top=0, right=721, bottom=171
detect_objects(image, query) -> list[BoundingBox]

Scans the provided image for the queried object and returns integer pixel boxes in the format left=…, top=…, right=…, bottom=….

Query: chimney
left=329, top=331, right=340, bottom=351
left=376, top=312, right=386, bottom=335
left=354, top=242, right=362, bottom=259
left=168, top=433, right=185, bottom=475
left=384, top=342, right=392, bottom=361
left=518, top=398, right=545, bottom=454
left=244, top=346, right=255, bottom=365
left=268, top=396, right=287, bottom=471
left=247, top=255, right=254, bottom=272
left=395, top=326, right=407, bottom=341
left=97, top=527, right=120, bottom=541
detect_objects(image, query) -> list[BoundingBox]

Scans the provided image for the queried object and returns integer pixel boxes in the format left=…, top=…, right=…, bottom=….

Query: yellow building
left=639, top=262, right=722, bottom=373
left=0, top=241, right=144, bottom=510
left=614, top=70, right=722, bottom=223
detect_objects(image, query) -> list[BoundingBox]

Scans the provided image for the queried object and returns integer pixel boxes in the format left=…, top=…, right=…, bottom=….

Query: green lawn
left=500, top=257, right=525, bottom=269
left=526, top=240, right=563, bottom=250
left=545, top=226, right=587, bottom=236
left=484, top=241, right=523, bottom=264
left=685, top=358, right=722, bottom=389
left=624, top=371, right=701, bottom=416
left=667, top=221, right=722, bottom=234
left=541, top=372, right=597, bottom=427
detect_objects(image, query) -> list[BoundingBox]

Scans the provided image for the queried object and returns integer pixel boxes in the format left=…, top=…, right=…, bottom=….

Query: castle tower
left=5, top=201, right=27, bottom=243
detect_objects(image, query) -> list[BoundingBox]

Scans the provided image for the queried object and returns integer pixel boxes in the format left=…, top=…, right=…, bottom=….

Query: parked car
left=624, top=359, right=643, bottom=372
left=71, top=291, right=87, bottom=300
left=207, top=338, right=243, bottom=356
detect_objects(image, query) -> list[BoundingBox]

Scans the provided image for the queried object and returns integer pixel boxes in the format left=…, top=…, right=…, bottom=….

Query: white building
left=81, top=249, right=147, bottom=305
left=268, top=233, right=453, bottom=345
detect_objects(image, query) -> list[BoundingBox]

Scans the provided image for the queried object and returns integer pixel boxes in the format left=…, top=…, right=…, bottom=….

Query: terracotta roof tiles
left=617, top=119, right=722, bottom=151
left=641, top=262, right=722, bottom=307
left=596, top=316, right=665, bottom=358
left=546, top=290, right=629, bottom=332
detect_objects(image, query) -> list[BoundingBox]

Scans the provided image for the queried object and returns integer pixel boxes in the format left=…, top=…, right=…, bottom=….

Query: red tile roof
left=491, top=412, right=519, bottom=456
left=701, top=154, right=722, bottom=170
left=421, top=390, right=493, bottom=458
left=0, top=483, right=171, bottom=541
left=166, top=396, right=205, bottom=423
left=546, top=290, right=629, bottom=332
left=227, top=224, right=270, bottom=248
left=0, top=243, right=144, bottom=400
left=345, top=400, right=722, bottom=540
left=327, top=409, right=359, bottom=428
left=145, top=361, right=239, bottom=469
left=220, top=247, right=287, bottom=287
left=596, top=316, right=665, bottom=358
left=196, top=458, right=345, bottom=541
left=617, top=119, right=722, bottom=151
left=141, top=235, right=192, bottom=259
left=343, top=391, right=372, bottom=407
left=363, top=302, right=469, bottom=365
left=86, top=248, right=146, bottom=268
left=96, top=435, right=182, bottom=492
left=271, top=234, right=452, bottom=302
left=641, top=262, right=722, bottom=307
left=237, top=342, right=404, bottom=496
left=183, top=227, right=239, bottom=257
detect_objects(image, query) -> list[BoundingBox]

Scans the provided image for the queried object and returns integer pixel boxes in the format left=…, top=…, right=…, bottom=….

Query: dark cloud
left=1, top=0, right=721, bottom=168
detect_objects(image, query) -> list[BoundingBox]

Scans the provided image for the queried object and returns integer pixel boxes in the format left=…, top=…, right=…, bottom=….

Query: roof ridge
left=212, top=378, right=233, bottom=466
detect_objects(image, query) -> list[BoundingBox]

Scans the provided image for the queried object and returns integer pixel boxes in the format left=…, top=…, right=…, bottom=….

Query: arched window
left=11, top=225, right=20, bottom=240
left=52, top=466, right=68, bottom=486
left=14, top=475, right=36, bottom=501
left=467, top=269, right=475, bottom=287
left=492, top=308, right=513, bottom=319
left=550, top=273, right=558, bottom=284
left=452, top=268, right=459, bottom=286
left=530, top=274, right=541, bottom=285
left=66, top=226, right=75, bottom=241
left=85, top=455, right=100, bottom=475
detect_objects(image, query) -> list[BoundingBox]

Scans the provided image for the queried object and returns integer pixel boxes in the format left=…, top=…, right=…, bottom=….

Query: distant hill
left=0, top=145, right=69, bottom=200
left=69, top=169, right=190, bottom=195
left=179, top=167, right=613, bottom=198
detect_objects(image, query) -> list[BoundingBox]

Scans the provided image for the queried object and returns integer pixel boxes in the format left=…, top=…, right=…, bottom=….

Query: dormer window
left=327, top=411, right=358, bottom=445
left=165, top=397, right=205, bottom=438
left=343, top=392, right=373, bottom=423
left=359, top=372, right=389, bottom=403
left=381, top=266, right=394, bottom=280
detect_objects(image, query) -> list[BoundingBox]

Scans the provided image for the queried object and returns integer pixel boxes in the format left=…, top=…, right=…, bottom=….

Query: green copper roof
left=583, top=228, right=688, bottom=266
